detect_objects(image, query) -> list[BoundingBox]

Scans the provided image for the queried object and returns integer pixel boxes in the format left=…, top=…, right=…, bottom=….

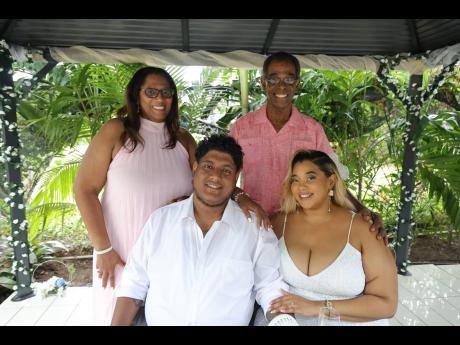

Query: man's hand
left=358, top=208, right=388, bottom=245
left=236, top=194, right=271, bottom=230
left=95, top=249, right=125, bottom=288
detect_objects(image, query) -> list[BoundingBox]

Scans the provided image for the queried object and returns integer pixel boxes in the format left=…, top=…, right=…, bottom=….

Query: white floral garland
left=31, top=260, right=71, bottom=298
left=31, top=276, right=68, bottom=298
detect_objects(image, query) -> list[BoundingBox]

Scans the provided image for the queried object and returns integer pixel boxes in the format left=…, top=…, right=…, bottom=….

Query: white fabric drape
left=9, top=43, right=460, bottom=72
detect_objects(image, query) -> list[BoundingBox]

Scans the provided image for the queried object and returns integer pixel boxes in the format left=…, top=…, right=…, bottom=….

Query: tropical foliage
left=1, top=62, right=459, bottom=290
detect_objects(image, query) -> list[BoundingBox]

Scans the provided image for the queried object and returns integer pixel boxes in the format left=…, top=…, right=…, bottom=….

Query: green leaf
left=0, top=276, right=16, bottom=290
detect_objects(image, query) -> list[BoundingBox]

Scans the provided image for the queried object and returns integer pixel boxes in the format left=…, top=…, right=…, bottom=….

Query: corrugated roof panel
left=2, top=19, right=459, bottom=57
left=189, top=19, right=271, bottom=52
left=8, top=19, right=183, bottom=50
left=270, top=19, right=411, bottom=55
left=415, top=19, right=459, bottom=50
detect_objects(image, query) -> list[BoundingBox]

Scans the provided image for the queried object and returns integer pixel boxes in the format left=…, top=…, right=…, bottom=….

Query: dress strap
left=347, top=212, right=356, bottom=243
left=282, top=213, right=288, bottom=237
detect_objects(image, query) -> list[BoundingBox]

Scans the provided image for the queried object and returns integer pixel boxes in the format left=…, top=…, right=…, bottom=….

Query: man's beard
left=194, top=190, right=231, bottom=208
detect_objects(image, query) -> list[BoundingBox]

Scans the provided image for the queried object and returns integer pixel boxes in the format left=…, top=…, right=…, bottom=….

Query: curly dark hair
left=263, top=51, right=301, bottom=78
left=116, top=66, right=179, bottom=152
left=195, top=135, right=243, bottom=171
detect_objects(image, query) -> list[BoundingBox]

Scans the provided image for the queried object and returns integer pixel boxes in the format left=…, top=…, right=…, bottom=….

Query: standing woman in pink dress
left=74, top=67, right=195, bottom=325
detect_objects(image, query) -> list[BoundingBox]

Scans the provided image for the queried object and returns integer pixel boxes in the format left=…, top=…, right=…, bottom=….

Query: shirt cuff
left=257, top=280, right=289, bottom=319
left=116, top=273, right=149, bottom=301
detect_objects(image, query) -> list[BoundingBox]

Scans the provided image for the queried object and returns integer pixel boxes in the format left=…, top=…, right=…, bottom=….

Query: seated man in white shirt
left=111, top=134, right=290, bottom=326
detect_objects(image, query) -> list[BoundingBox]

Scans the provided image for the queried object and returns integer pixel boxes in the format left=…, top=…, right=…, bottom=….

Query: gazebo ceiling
left=1, top=19, right=460, bottom=56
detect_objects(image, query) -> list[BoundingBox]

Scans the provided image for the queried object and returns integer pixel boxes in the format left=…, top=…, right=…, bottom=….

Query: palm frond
left=419, top=166, right=460, bottom=230
left=30, top=159, right=82, bottom=207
left=27, top=202, right=77, bottom=242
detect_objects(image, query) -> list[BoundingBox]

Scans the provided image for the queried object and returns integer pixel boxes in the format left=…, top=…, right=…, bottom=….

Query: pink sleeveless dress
left=92, top=117, right=193, bottom=325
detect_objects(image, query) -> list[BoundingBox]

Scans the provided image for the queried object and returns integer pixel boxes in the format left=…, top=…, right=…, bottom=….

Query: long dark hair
left=116, top=66, right=180, bottom=151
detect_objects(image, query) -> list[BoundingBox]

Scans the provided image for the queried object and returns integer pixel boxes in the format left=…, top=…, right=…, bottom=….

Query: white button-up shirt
left=116, top=195, right=287, bottom=325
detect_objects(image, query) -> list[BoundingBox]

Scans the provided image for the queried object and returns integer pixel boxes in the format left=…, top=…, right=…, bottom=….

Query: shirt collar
left=180, top=194, right=196, bottom=223
left=180, top=193, right=241, bottom=230
left=255, top=104, right=304, bottom=128
left=287, top=106, right=305, bottom=128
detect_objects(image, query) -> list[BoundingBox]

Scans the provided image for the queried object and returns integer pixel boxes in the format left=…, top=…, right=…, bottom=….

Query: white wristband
left=94, top=246, right=113, bottom=255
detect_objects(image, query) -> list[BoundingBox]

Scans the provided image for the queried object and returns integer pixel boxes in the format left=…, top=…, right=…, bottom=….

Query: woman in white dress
left=256, top=149, right=397, bottom=326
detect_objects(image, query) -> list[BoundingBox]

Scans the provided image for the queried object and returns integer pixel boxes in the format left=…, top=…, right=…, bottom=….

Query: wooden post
left=0, top=46, right=34, bottom=300
left=395, top=74, right=423, bottom=275
left=238, top=68, right=249, bottom=115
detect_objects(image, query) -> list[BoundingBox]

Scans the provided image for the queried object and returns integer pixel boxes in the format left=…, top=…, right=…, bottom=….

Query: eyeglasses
left=263, top=76, right=298, bottom=87
left=141, top=88, right=175, bottom=98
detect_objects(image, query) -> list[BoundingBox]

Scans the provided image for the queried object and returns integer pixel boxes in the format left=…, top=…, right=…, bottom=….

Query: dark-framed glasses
left=141, top=87, right=175, bottom=98
left=263, top=76, right=298, bottom=87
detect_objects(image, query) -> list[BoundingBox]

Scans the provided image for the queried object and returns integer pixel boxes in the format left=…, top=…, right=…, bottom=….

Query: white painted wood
left=389, top=317, right=402, bottom=326
left=401, top=299, right=452, bottom=325
left=394, top=302, right=425, bottom=326
left=6, top=306, right=50, bottom=326
left=35, top=305, right=77, bottom=326
left=0, top=307, right=20, bottom=326
left=2, top=264, right=460, bottom=326
left=446, top=296, right=460, bottom=309
left=437, top=278, right=460, bottom=295
left=437, top=265, right=460, bottom=279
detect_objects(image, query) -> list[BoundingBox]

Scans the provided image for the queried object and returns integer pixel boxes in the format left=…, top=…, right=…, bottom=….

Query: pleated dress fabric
left=92, top=117, right=193, bottom=325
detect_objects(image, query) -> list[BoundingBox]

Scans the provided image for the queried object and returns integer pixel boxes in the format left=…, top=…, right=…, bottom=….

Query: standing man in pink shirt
left=230, top=52, right=386, bottom=239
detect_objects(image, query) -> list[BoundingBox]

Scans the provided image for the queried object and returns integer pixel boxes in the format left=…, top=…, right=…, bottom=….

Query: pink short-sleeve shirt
left=230, top=105, right=335, bottom=216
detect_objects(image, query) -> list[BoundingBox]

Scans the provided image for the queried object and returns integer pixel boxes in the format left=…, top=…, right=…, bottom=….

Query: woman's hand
left=95, top=249, right=125, bottom=288
left=358, top=208, right=388, bottom=245
left=269, top=290, right=321, bottom=317
left=236, top=194, right=271, bottom=229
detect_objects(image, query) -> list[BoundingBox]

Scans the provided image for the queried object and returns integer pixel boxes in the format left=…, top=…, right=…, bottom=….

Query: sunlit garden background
left=1, top=62, right=459, bottom=293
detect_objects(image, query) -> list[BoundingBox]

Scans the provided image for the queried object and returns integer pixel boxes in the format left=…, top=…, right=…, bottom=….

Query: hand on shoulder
left=270, top=212, right=286, bottom=239
left=352, top=212, right=392, bottom=254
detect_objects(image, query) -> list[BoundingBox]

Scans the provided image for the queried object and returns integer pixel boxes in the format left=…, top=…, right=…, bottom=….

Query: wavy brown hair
left=280, top=150, right=355, bottom=214
left=116, top=66, right=180, bottom=152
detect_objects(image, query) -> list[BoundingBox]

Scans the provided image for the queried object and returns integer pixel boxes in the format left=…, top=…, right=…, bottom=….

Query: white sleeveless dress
left=255, top=212, right=389, bottom=326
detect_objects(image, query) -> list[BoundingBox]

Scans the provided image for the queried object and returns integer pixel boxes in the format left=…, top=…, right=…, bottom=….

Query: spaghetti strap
left=282, top=213, right=288, bottom=237
left=347, top=212, right=356, bottom=243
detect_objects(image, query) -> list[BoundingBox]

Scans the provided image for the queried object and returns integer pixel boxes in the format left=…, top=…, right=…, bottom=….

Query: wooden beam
left=261, top=19, right=280, bottom=55
left=407, top=19, right=422, bottom=53
left=181, top=19, right=190, bottom=52
left=19, top=60, right=57, bottom=99
left=0, top=19, right=16, bottom=38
